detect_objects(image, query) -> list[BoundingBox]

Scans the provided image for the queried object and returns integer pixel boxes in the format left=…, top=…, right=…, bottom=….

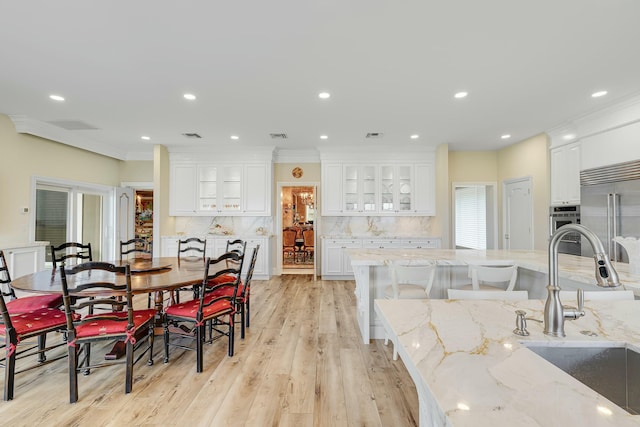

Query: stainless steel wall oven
left=549, top=205, right=581, bottom=255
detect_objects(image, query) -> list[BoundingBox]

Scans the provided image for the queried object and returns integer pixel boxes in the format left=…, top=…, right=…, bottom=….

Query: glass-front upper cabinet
left=344, top=165, right=377, bottom=214
left=380, top=165, right=413, bottom=213
left=220, top=165, right=242, bottom=213
left=198, top=166, right=218, bottom=212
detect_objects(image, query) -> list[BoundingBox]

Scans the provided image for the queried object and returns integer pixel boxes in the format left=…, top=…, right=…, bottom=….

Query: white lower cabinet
left=321, top=238, right=363, bottom=279
left=1, top=244, right=47, bottom=279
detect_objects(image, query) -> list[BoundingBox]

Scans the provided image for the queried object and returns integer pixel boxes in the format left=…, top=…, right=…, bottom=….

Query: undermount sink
left=525, top=344, right=640, bottom=415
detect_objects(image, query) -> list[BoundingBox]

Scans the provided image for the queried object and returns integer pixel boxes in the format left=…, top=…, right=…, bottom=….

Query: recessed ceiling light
left=410, top=134, right=419, bottom=139
left=141, top=136, right=150, bottom=140
left=318, top=92, right=331, bottom=99
left=592, top=90, right=608, bottom=98
left=183, top=93, right=196, bottom=100
left=320, top=135, right=328, bottom=140
left=454, top=92, right=468, bottom=99
left=49, top=94, right=65, bottom=101
left=501, top=134, right=511, bottom=139
left=563, top=134, right=576, bottom=140
left=230, top=135, right=239, bottom=140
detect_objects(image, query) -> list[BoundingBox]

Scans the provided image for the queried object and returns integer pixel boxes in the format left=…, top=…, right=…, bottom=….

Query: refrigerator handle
left=607, top=193, right=613, bottom=260
left=612, top=192, right=619, bottom=262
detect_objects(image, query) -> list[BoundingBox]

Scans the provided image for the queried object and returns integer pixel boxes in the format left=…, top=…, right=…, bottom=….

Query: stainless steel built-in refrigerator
left=580, top=160, right=640, bottom=262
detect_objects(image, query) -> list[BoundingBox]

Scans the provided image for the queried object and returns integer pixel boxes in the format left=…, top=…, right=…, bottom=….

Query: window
left=455, top=186, right=487, bottom=250
left=32, top=178, right=114, bottom=264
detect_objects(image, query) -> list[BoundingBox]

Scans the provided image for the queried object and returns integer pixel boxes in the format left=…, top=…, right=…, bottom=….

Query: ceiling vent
left=182, top=132, right=202, bottom=139
left=365, top=132, right=384, bottom=139
left=47, top=120, right=100, bottom=130
left=270, top=133, right=288, bottom=139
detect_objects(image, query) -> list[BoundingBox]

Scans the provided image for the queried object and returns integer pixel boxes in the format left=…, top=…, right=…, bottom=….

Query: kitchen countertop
left=375, top=298, right=640, bottom=426
left=347, top=248, right=640, bottom=295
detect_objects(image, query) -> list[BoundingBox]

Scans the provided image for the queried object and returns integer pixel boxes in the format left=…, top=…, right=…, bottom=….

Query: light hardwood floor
left=0, top=275, right=418, bottom=426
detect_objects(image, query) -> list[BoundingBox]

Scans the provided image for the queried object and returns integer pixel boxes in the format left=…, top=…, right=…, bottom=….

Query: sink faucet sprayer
left=544, top=224, right=621, bottom=337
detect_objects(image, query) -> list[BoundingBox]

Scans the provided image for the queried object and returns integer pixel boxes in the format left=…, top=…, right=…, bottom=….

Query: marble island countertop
left=375, top=298, right=640, bottom=426
left=347, top=248, right=640, bottom=294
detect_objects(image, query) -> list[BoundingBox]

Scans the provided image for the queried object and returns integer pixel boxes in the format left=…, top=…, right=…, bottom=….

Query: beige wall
left=274, top=163, right=321, bottom=183
left=497, top=133, right=550, bottom=251
left=432, top=144, right=450, bottom=248
left=119, top=160, right=153, bottom=183
left=448, top=134, right=550, bottom=251
left=154, top=145, right=173, bottom=238
left=0, top=114, right=122, bottom=246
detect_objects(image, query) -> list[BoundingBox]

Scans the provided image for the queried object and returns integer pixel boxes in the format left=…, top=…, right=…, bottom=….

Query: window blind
left=455, top=186, right=487, bottom=250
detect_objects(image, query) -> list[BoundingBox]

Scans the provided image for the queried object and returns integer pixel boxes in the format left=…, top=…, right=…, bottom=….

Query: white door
left=503, top=178, right=533, bottom=250
left=116, top=187, right=135, bottom=249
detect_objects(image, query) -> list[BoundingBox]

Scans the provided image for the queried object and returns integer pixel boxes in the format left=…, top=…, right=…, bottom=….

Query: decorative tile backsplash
left=175, top=216, right=273, bottom=237
left=321, top=216, right=434, bottom=238
left=174, top=215, right=434, bottom=238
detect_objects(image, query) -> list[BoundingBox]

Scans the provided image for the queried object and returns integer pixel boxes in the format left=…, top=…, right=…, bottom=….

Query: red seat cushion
left=6, top=294, right=63, bottom=313
left=74, top=309, right=156, bottom=339
left=165, top=296, right=233, bottom=321
left=0, top=308, right=67, bottom=337
left=208, top=284, right=246, bottom=301
left=206, top=274, right=240, bottom=287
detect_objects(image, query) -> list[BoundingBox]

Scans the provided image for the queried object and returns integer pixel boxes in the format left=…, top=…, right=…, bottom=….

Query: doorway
left=503, top=177, right=533, bottom=249
left=279, top=185, right=316, bottom=275
left=452, top=183, right=498, bottom=249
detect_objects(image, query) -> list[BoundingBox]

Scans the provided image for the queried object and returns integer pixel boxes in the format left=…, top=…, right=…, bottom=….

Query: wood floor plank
left=0, top=275, right=418, bottom=426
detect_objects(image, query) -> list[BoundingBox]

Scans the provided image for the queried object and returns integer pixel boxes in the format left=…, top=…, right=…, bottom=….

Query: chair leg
left=4, top=346, right=16, bottom=401
left=68, top=345, right=79, bottom=403
left=125, top=340, right=134, bottom=394
left=245, top=299, right=250, bottom=329
left=37, top=334, right=47, bottom=363
left=239, top=302, right=245, bottom=339
left=163, top=321, right=170, bottom=364
left=147, top=326, right=155, bottom=366
left=196, top=323, right=204, bottom=373
left=83, top=342, right=91, bottom=376
left=228, top=314, right=235, bottom=357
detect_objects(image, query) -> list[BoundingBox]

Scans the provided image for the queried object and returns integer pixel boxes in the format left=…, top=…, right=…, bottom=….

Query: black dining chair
left=59, top=261, right=156, bottom=403
left=50, top=242, right=93, bottom=269
left=163, top=251, right=242, bottom=372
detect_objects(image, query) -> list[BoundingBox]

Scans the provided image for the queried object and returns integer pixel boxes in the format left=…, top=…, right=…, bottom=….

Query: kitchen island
left=349, top=248, right=640, bottom=343
left=375, top=298, right=640, bottom=426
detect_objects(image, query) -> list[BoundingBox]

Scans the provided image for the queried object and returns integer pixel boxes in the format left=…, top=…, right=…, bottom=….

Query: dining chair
left=119, top=238, right=152, bottom=261
left=460, top=262, right=518, bottom=291
left=0, top=284, right=67, bottom=400
left=302, top=229, right=314, bottom=261
left=174, top=237, right=207, bottom=303
left=283, top=229, right=300, bottom=264
left=50, top=242, right=93, bottom=269
left=383, top=262, right=437, bottom=360
left=204, top=239, right=247, bottom=291
left=1, top=250, right=63, bottom=315
left=208, top=245, right=259, bottom=339
left=163, top=251, right=242, bottom=372
left=447, top=289, right=529, bottom=300
left=59, top=261, right=156, bottom=403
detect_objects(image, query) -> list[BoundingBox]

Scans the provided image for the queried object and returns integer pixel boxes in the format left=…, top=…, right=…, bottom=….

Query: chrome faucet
left=544, top=224, right=621, bottom=337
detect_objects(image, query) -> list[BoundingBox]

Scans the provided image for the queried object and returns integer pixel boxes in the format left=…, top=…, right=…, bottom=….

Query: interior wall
left=0, top=114, right=121, bottom=246
left=119, top=160, right=153, bottom=182
left=497, top=133, right=550, bottom=251
left=154, top=145, right=173, bottom=241
left=432, top=144, right=450, bottom=248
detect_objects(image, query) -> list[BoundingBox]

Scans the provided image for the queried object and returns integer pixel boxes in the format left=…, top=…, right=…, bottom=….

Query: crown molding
left=9, top=115, right=131, bottom=160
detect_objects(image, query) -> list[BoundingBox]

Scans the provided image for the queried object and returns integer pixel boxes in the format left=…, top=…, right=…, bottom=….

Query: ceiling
left=2, top=1, right=640, bottom=160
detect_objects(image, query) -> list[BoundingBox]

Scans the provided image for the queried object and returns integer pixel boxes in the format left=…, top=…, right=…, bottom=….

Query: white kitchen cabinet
left=401, top=238, right=441, bottom=249
left=321, top=163, right=344, bottom=215
left=170, top=161, right=271, bottom=216
left=361, top=239, right=403, bottom=249
left=413, top=162, right=436, bottom=215
left=550, top=142, right=581, bottom=206
left=321, top=238, right=362, bottom=279
left=169, top=164, right=198, bottom=215
left=344, top=165, right=378, bottom=215
left=206, top=236, right=271, bottom=279
left=321, top=156, right=436, bottom=216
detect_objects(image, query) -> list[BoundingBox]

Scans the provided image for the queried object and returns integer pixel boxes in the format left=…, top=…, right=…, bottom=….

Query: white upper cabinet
left=170, top=159, right=272, bottom=216
left=550, top=142, right=581, bottom=206
left=321, top=153, right=435, bottom=216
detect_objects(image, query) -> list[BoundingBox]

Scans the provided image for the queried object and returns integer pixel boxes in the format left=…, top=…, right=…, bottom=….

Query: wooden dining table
left=11, top=257, right=206, bottom=358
